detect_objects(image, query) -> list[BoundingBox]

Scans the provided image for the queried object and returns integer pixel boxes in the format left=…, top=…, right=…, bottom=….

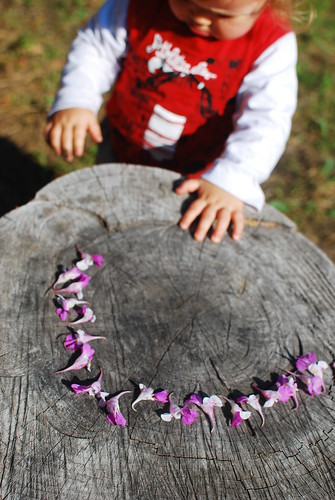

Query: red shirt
left=107, top=0, right=289, bottom=177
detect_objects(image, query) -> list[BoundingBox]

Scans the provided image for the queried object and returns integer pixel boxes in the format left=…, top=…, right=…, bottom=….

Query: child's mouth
left=188, top=24, right=211, bottom=37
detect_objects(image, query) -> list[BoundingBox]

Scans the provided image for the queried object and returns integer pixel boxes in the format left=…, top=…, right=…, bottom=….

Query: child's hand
left=45, top=108, right=103, bottom=162
left=175, top=178, right=244, bottom=243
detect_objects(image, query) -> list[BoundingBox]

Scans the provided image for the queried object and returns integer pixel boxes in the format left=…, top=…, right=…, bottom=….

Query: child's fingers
left=60, top=125, right=75, bottom=161
left=175, top=178, right=201, bottom=195
left=73, top=124, right=87, bottom=157
left=88, top=121, right=103, bottom=144
left=179, top=198, right=207, bottom=230
left=210, top=207, right=233, bottom=243
left=73, top=117, right=102, bottom=157
left=47, top=124, right=62, bottom=156
left=231, top=210, right=244, bottom=241
left=44, top=121, right=53, bottom=140
left=193, top=205, right=218, bottom=242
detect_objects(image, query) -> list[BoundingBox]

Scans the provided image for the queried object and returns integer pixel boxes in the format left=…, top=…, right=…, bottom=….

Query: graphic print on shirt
left=142, top=33, right=218, bottom=159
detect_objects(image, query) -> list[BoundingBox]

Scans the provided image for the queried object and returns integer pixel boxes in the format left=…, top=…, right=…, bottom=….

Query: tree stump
left=0, top=163, right=334, bottom=499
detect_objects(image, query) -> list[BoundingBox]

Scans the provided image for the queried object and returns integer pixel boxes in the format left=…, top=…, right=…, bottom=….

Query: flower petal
left=296, top=352, right=317, bottom=371
left=181, top=407, right=198, bottom=425
left=153, top=389, right=168, bottom=404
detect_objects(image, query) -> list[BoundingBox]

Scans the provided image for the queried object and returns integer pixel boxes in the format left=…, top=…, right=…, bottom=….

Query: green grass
left=263, top=0, right=335, bottom=257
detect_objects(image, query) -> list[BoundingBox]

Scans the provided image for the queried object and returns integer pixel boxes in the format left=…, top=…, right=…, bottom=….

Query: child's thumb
left=175, top=179, right=200, bottom=194
left=175, top=178, right=201, bottom=195
left=88, top=120, right=103, bottom=143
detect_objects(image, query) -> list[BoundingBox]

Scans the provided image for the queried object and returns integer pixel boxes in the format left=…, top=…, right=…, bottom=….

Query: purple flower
left=56, top=343, right=95, bottom=373
left=76, top=246, right=104, bottom=271
left=253, top=375, right=299, bottom=409
left=289, top=370, right=325, bottom=397
left=67, top=305, right=96, bottom=325
left=99, top=390, right=131, bottom=427
left=56, top=308, right=68, bottom=322
left=64, top=329, right=106, bottom=351
left=222, top=396, right=251, bottom=427
left=53, top=273, right=91, bottom=299
left=55, top=295, right=89, bottom=322
left=161, top=393, right=198, bottom=425
left=307, top=360, right=328, bottom=379
left=253, top=387, right=279, bottom=408
left=131, top=383, right=168, bottom=411
left=236, top=394, right=265, bottom=426
left=181, top=406, right=200, bottom=425
left=291, top=353, right=328, bottom=397
left=296, top=352, right=317, bottom=372
left=276, top=375, right=299, bottom=409
left=71, top=368, right=103, bottom=397
left=52, top=267, right=82, bottom=289
left=185, top=394, right=222, bottom=432
left=299, top=373, right=324, bottom=396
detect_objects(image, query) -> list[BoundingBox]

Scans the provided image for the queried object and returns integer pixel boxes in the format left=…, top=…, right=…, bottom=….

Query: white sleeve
left=202, top=32, right=298, bottom=211
left=48, top=0, right=130, bottom=117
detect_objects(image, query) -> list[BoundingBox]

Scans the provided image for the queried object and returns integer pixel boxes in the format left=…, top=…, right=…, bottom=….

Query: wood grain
left=0, top=164, right=334, bottom=499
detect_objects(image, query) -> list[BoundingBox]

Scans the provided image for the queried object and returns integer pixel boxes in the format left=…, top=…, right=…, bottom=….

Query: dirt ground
left=0, top=0, right=334, bottom=262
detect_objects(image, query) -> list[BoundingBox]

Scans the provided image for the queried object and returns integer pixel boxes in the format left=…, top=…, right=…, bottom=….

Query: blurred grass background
left=0, top=0, right=334, bottom=260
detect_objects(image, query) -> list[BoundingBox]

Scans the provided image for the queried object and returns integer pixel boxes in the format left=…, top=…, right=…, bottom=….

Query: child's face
left=168, top=0, right=268, bottom=40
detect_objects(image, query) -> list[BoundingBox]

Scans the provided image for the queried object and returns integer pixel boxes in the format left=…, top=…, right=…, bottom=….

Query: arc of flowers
left=52, top=247, right=333, bottom=432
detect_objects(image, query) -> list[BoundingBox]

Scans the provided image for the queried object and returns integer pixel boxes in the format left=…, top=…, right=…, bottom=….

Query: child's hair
left=269, top=0, right=314, bottom=31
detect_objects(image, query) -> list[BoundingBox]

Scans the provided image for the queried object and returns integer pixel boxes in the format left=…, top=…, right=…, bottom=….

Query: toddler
left=46, top=0, right=305, bottom=242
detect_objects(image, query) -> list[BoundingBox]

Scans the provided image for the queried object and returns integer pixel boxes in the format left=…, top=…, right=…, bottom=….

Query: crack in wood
left=209, top=358, right=232, bottom=392
left=244, top=217, right=296, bottom=231
left=172, top=294, right=196, bottom=312
left=50, top=202, right=112, bottom=233
left=149, top=323, right=191, bottom=383
left=154, top=449, right=232, bottom=462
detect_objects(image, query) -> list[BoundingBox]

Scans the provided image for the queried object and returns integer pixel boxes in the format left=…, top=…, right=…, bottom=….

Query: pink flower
left=53, top=273, right=91, bottom=299
left=56, top=308, right=68, bottom=322
left=67, top=305, right=96, bottom=325
left=76, top=246, right=104, bottom=271
left=180, top=406, right=200, bottom=425
left=301, top=374, right=324, bottom=396
left=254, top=388, right=279, bottom=408
left=99, top=391, right=131, bottom=427
left=276, top=375, right=299, bottom=409
left=296, top=352, right=317, bottom=372
left=185, top=394, right=222, bottom=432
left=161, top=393, right=198, bottom=425
left=55, top=295, right=89, bottom=322
left=291, top=353, right=328, bottom=397
left=253, top=375, right=299, bottom=409
left=71, top=368, right=103, bottom=397
left=52, top=267, right=82, bottom=289
left=236, top=394, right=265, bottom=426
left=64, top=329, right=106, bottom=351
left=56, top=343, right=95, bottom=373
left=289, top=371, right=325, bottom=397
left=222, top=396, right=251, bottom=427
left=131, top=383, right=168, bottom=411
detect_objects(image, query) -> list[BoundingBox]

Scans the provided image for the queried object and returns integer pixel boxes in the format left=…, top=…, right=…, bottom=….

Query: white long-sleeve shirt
left=49, top=0, right=298, bottom=211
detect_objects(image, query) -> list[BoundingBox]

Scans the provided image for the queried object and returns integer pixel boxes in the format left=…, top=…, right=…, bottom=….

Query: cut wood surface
left=0, top=163, right=334, bottom=499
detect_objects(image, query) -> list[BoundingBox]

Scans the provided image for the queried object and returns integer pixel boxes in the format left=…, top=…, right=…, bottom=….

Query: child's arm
left=45, top=0, right=129, bottom=160
left=177, top=32, right=298, bottom=242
